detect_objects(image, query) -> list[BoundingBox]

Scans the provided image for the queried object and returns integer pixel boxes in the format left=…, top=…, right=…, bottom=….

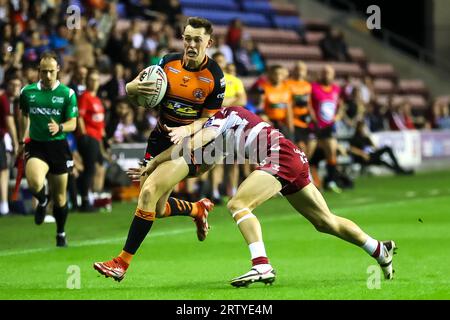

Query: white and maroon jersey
left=202, top=106, right=311, bottom=194
left=310, top=82, right=341, bottom=129
left=203, top=106, right=273, bottom=162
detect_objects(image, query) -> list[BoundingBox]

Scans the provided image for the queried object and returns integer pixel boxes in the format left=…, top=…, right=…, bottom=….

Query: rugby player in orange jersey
left=284, top=61, right=315, bottom=158
left=129, top=106, right=397, bottom=286
left=260, top=65, right=294, bottom=139
left=93, top=17, right=225, bottom=281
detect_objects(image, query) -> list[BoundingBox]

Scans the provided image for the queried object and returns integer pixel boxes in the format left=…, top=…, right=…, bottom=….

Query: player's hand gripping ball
left=136, top=65, right=168, bottom=109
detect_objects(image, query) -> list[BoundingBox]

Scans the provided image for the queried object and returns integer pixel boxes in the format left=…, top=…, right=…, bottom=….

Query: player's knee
left=227, top=198, right=251, bottom=215
left=139, top=183, right=156, bottom=204
left=27, top=177, right=43, bottom=192
left=54, top=194, right=67, bottom=207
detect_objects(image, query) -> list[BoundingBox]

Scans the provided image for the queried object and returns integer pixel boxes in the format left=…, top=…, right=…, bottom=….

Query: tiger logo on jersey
left=193, top=88, right=206, bottom=100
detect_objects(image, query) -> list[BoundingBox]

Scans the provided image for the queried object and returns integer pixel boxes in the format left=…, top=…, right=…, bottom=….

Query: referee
left=19, top=52, right=78, bottom=247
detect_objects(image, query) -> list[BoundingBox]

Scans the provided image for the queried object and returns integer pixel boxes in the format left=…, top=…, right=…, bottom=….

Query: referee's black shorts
left=25, top=139, right=73, bottom=175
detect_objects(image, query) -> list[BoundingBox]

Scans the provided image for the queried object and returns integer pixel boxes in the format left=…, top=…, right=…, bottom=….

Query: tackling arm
left=142, top=127, right=218, bottom=177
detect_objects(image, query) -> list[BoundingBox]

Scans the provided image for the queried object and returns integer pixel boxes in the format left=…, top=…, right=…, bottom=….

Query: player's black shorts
left=25, top=139, right=73, bottom=175
left=0, top=137, right=7, bottom=170
left=315, top=125, right=335, bottom=140
left=143, top=125, right=206, bottom=177
left=143, top=126, right=173, bottom=161
left=294, top=127, right=311, bottom=143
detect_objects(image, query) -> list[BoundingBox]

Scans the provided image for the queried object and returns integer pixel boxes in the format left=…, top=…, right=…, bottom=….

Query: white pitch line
left=1, top=193, right=447, bottom=257
left=405, top=191, right=417, bottom=198
left=429, top=189, right=440, bottom=196
left=0, top=228, right=192, bottom=257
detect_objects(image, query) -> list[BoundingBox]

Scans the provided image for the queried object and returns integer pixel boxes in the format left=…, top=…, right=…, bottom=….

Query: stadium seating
left=367, top=63, right=397, bottom=79
left=302, top=18, right=330, bottom=31
left=271, top=2, right=300, bottom=16
left=264, top=60, right=363, bottom=78
left=373, top=78, right=395, bottom=94
left=210, top=25, right=301, bottom=44
left=272, top=15, right=303, bottom=30
left=180, top=0, right=240, bottom=11
left=304, top=31, right=325, bottom=44
left=241, top=1, right=274, bottom=15
left=348, top=47, right=367, bottom=64
left=258, top=44, right=322, bottom=60
left=182, top=8, right=271, bottom=27
left=245, top=27, right=301, bottom=43
left=376, top=94, right=427, bottom=109
left=398, top=79, right=428, bottom=96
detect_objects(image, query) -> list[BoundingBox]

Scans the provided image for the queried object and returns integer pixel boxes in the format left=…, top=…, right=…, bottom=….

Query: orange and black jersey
left=157, top=53, right=225, bottom=127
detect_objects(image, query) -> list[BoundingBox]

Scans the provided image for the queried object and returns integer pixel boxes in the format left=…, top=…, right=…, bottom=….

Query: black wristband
left=59, top=124, right=64, bottom=133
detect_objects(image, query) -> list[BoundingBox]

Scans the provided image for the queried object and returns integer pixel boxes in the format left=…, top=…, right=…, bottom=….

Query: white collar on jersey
left=37, top=80, right=60, bottom=91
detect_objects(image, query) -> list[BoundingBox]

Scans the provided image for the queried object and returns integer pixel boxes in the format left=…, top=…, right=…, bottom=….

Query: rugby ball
left=136, top=65, right=168, bottom=109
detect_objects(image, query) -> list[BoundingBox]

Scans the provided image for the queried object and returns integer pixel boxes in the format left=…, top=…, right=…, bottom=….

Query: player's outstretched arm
left=165, top=117, right=210, bottom=145
left=130, top=127, right=218, bottom=180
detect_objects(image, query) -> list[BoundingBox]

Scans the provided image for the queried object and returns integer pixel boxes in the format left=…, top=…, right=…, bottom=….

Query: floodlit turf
left=1, top=170, right=449, bottom=300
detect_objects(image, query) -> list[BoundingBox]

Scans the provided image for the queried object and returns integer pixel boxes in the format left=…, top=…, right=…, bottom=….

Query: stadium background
left=0, top=0, right=449, bottom=300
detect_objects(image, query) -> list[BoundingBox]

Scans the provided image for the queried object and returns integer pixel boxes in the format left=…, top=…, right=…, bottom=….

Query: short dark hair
left=87, top=67, right=99, bottom=78
left=184, top=17, right=213, bottom=35
left=211, top=51, right=224, bottom=61
left=268, top=64, right=283, bottom=73
left=40, top=51, right=59, bottom=64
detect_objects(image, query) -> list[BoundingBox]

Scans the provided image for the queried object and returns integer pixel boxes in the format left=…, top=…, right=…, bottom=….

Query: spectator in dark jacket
left=319, top=28, right=351, bottom=62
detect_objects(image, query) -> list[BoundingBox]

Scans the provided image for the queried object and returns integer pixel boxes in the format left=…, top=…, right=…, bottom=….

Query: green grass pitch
left=1, top=170, right=449, bottom=300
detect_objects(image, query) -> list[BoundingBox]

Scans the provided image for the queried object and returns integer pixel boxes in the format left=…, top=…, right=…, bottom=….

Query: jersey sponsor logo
left=92, top=113, right=104, bottom=122
left=164, top=101, right=197, bottom=116
left=193, top=88, right=206, bottom=100
left=168, top=66, right=180, bottom=74
left=30, top=107, right=62, bottom=116
left=319, top=101, right=337, bottom=122
left=198, top=76, right=212, bottom=84
left=52, top=96, right=65, bottom=104
left=182, top=76, right=190, bottom=84
left=216, top=92, right=225, bottom=99
left=66, top=160, right=74, bottom=168
left=204, top=116, right=215, bottom=127
left=270, top=103, right=288, bottom=109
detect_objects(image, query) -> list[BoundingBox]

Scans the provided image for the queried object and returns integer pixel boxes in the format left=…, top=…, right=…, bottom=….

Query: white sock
left=253, top=263, right=272, bottom=273
left=231, top=187, right=237, bottom=196
left=213, top=189, right=220, bottom=199
left=248, top=241, right=267, bottom=260
left=0, top=201, right=9, bottom=214
left=361, top=236, right=380, bottom=257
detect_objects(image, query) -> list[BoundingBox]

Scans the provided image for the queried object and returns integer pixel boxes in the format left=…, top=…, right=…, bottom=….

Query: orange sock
left=118, top=250, right=133, bottom=265
left=163, top=197, right=199, bottom=218
left=327, top=157, right=337, bottom=166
